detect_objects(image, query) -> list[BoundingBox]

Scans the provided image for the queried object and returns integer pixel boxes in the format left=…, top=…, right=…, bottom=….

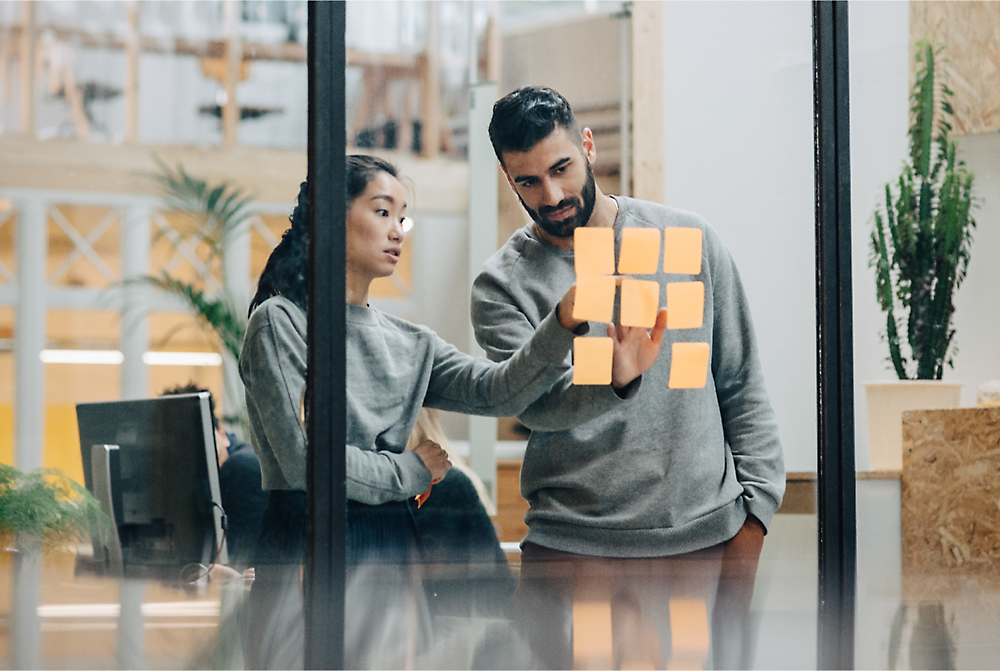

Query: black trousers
left=243, top=491, right=423, bottom=669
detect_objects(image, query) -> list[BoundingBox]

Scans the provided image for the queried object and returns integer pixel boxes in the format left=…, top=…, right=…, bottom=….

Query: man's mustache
left=539, top=198, right=580, bottom=217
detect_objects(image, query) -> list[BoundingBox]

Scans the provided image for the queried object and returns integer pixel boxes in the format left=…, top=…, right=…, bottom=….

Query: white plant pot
left=864, top=381, right=962, bottom=471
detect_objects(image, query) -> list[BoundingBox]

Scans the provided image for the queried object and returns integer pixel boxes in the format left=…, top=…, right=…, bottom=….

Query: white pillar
left=120, top=205, right=151, bottom=400
left=117, top=579, right=145, bottom=670
left=467, top=82, right=499, bottom=503
left=618, top=13, right=631, bottom=198
left=222, top=220, right=251, bottom=435
left=15, top=197, right=46, bottom=472
left=10, top=547, right=42, bottom=669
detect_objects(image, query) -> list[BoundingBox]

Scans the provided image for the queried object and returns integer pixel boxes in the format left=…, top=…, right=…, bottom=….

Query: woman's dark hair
left=488, top=86, right=581, bottom=166
left=248, top=155, right=399, bottom=317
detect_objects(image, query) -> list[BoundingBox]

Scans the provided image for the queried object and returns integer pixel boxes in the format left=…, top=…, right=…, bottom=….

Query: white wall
left=848, top=1, right=913, bottom=470
left=849, top=4, right=1000, bottom=468
left=662, top=1, right=817, bottom=472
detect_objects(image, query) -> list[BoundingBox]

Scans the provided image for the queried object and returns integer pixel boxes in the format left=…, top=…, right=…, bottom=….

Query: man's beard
left=519, top=162, right=597, bottom=238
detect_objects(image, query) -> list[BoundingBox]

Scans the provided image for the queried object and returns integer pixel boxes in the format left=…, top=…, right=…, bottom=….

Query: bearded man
left=470, top=86, right=785, bottom=669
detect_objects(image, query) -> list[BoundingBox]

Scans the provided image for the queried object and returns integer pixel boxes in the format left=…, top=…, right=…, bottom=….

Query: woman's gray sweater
left=239, top=296, right=579, bottom=504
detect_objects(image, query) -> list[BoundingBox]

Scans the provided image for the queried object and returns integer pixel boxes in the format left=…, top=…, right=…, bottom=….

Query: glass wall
left=851, top=2, right=1000, bottom=668
left=0, top=0, right=305, bottom=667
left=314, top=1, right=820, bottom=669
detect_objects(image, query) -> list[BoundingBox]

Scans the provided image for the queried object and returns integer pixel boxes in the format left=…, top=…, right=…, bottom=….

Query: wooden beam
left=19, top=0, right=35, bottom=137
left=124, top=1, right=139, bottom=143
left=420, top=2, right=440, bottom=159
left=223, top=0, right=241, bottom=147
left=630, top=1, right=664, bottom=203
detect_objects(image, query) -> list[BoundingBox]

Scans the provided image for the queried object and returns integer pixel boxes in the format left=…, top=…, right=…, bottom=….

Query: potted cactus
left=865, top=38, right=977, bottom=471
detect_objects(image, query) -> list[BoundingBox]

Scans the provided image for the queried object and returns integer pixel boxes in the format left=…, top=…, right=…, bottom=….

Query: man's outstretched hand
left=609, top=309, right=668, bottom=389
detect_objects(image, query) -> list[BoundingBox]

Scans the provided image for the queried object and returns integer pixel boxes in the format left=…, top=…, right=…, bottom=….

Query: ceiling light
left=40, top=350, right=124, bottom=365
left=142, top=352, right=223, bottom=367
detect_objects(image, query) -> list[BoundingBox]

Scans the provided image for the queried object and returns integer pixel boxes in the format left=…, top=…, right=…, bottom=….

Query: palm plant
left=132, top=157, right=257, bottom=430
left=869, top=39, right=976, bottom=380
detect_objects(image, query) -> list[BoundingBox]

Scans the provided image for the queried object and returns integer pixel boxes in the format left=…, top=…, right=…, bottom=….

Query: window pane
left=318, top=2, right=819, bottom=669
left=852, top=2, right=1000, bottom=667
left=1, top=1, right=304, bottom=667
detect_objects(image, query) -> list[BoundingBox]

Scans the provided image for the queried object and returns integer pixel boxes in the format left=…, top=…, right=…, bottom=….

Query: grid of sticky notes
left=571, top=226, right=710, bottom=389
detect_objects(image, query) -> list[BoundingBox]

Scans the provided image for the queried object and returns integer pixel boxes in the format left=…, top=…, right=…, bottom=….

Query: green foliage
left=140, top=156, right=252, bottom=354
left=0, top=464, right=107, bottom=551
left=131, top=273, right=246, bottom=362
left=869, top=39, right=976, bottom=380
left=146, top=155, right=256, bottom=268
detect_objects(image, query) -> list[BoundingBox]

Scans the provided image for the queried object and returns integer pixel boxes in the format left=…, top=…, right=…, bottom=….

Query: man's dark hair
left=161, top=382, right=218, bottom=432
left=247, top=155, right=400, bottom=317
left=488, top=86, right=581, bottom=166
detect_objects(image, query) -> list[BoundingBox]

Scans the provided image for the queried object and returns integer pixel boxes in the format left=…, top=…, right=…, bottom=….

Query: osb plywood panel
left=901, top=407, right=1000, bottom=599
left=910, top=1, right=1000, bottom=136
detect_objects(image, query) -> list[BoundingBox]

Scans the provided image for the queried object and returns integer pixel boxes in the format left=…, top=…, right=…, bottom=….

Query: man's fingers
left=650, top=309, right=668, bottom=344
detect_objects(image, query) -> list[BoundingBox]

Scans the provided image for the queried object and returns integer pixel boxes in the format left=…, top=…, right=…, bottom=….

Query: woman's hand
left=413, top=439, right=452, bottom=484
left=609, top=309, right=668, bottom=389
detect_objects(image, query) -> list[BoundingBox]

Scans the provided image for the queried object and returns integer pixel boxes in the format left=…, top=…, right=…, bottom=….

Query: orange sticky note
left=663, top=227, right=703, bottom=275
left=666, top=281, right=705, bottom=330
left=575, top=227, right=615, bottom=276
left=620, top=278, right=660, bottom=328
left=573, top=337, right=613, bottom=385
left=573, top=273, right=616, bottom=323
left=617, top=228, right=661, bottom=274
left=668, top=342, right=710, bottom=389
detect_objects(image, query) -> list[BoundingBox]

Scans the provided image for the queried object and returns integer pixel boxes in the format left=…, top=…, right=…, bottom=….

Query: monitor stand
left=90, top=444, right=123, bottom=575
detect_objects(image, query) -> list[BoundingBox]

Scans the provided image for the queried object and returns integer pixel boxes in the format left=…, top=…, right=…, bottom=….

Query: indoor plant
left=866, top=38, right=976, bottom=470
left=1, top=464, right=106, bottom=668
left=130, top=157, right=254, bottom=433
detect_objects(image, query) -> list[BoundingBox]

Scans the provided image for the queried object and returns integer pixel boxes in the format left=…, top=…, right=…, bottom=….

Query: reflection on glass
left=852, top=2, right=1000, bottom=668
left=1, top=0, right=304, bottom=667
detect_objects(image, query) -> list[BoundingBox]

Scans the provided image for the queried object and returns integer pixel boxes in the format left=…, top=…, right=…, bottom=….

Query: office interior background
left=0, top=0, right=998, bottom=668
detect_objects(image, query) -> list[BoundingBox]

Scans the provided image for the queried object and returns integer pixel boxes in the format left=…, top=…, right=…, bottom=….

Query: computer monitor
left=76, top=393, right=228, bottom=580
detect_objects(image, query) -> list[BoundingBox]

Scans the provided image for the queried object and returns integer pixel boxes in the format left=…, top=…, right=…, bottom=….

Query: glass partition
left=316, top=1, right=819, bottom=669
left=0, top=1, right=305, bottom=667
left=851, top=2, right=1000, bottom=667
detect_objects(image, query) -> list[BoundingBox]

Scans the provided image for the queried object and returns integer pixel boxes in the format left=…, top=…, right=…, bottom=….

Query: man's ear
left=581, top=127, right=597, bottom=164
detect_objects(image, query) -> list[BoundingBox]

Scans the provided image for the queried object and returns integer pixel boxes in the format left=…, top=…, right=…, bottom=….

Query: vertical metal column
left=14, top=197, right=46, bottom=471
left=813, top=2, right=857, bottom=669
left=305, top=2, right=346, bottom=668
left=468, top=81, right=499, bottom=504
left=120, top=205, right=150, bottom=401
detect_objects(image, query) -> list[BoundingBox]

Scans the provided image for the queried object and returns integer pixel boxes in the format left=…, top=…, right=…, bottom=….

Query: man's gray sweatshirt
left=240, top=296, right=579, bottom=504
left=471, top=196, right=785, bottom=557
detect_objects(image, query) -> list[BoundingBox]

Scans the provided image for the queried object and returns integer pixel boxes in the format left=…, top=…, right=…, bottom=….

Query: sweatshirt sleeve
left=706, top=227, right=786, bottom=529
left=243, top=303, right=431, bottom=503
left=423, top=307, right=584, bottom=418
left=241, top=306, right=309, bottom=490
left=469, top=275, right=639, bottom=432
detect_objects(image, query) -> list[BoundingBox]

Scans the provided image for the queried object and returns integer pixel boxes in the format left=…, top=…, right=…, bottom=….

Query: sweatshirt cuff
left=396, top=449, right=433, bottom=497
left=612, top=375, right=642, bottom=399
left=742, top=489, right=780, bottom=532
